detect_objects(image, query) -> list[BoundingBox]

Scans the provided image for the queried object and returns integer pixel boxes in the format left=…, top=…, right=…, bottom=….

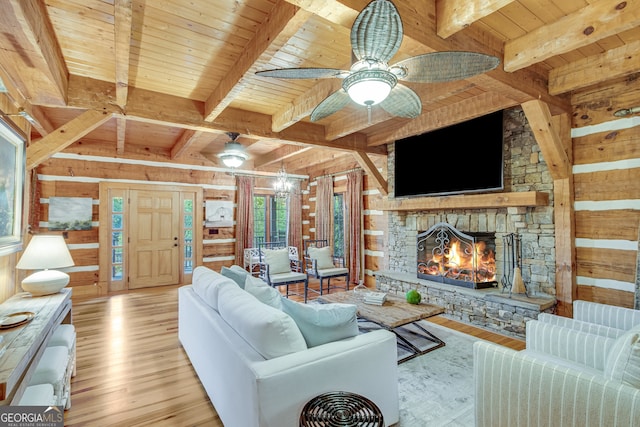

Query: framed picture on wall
left=205, top=200, right=233, bottom=227
left=0, top=118, right=26, bottom=256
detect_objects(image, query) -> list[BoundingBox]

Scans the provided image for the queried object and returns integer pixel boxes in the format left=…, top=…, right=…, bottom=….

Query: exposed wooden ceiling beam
left=352, top=151, right=388, bottom=196
left=0, top=0, right=68, bottom=106
left=549, top=40, right=640, bottom=95
left=367, top=91, right=517, bottom=146
left=521, top=100, right=570, bottom=180
left=271, top=79, right=341, bottom=132
left=436, top=0, right=515, bottom=39
left=204, top=1, right=311, bottom=121
left=114, top=0, right=132, bottom=108
left=504, top=0, right=640, bottom=72
left=253, top=145, right=312, bottom=168
left=27, top=109, right=114, bottom=169
left=171, top=130, right=203, bottom=160
left=63, top=75, right=385, bottom=155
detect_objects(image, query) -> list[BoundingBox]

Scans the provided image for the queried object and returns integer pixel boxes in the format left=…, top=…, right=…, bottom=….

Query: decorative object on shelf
left=273, top=165, right=292, bottom=199
left=0, top=311, right=35, bottom=329
left=16, top=235, right=75, bottom=296
left=256, top=0, right=499, bottom=122
left=217, top=132, right=248, bottom=168
left=406, top=289, right=421, bottom=305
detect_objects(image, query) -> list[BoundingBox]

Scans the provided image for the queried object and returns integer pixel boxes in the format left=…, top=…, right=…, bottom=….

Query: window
left=253, top=195, right=287, bottom=247
left=333, top=193, right=345, bottom=258
left=111, top=196, right=124, bottom=281
left=182, top=197, right=194, bottom=273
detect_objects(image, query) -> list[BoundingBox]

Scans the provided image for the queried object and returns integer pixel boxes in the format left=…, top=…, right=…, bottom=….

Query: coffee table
left=317, top=291, right=446, bottom=363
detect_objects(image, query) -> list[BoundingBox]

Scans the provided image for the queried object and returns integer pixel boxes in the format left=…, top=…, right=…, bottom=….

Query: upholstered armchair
left=304, top=239, right=349, bottom=296
left=537, top=300, right=640, bottom=339
left=474, top=317, right=640, bottom=426
left=474, top=315, right=640, bottom=427
left=259, top=244, right=309, bottom=302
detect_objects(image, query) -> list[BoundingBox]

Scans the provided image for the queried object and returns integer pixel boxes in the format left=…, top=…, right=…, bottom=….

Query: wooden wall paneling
left=571, top=73, right=640, bottom=128
left=67, top=270, right=100, bottom=288
left=575, top=210, right=640, bottom=240
left=202, top=242, right=235, bottom=258
left=364, top=234, right=385, bottom=251
left=576, top=285, right=635, bottom=309
left=202, top=260, right=230, bottom=272
left=576, top=247, right=637, bottom=283
left=573, top=126, right=640, bottom=165
left=573, top=168, right=640, bottom=201
left=364, top=213, right=386, bottom=231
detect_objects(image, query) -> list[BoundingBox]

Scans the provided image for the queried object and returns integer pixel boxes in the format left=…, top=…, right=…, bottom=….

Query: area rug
left=396, top=321, right=484, bottom=426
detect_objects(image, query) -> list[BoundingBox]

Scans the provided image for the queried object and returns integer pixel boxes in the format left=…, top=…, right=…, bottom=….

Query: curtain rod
left=230, top=170, right=307, bottom=180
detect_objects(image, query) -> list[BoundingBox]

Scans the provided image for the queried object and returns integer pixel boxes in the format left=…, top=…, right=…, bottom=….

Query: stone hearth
left=375, top=270, right=556, bottom=338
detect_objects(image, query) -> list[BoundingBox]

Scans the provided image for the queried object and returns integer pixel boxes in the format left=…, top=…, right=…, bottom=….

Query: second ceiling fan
left=256, top=0, right=500, bottom=122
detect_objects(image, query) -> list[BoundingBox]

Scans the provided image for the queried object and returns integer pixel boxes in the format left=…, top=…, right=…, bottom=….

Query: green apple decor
left=406, top=289, right=421, bottom=304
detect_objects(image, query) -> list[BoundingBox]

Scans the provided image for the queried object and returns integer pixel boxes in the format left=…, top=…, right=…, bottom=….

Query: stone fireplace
left=374, top=107, right=558, bottom=338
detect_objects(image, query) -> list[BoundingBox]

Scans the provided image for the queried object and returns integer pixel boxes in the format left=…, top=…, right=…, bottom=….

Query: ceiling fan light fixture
left=343, top=69, right=396, bottom=106
left=218, top=141, right=248, bottom=168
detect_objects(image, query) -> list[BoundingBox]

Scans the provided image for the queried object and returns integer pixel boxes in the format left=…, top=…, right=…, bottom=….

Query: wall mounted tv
left=394, top=110, right=504, bottom=198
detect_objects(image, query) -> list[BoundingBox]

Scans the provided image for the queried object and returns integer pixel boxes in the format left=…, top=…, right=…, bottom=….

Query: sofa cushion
left=280, top=298, right=359, bottom=347
left=221, top=265, right=249, bottom=289
left=244, top=275, right=282, bottom=309
left=264, top=248, right=291, bottom=275
left=217, top=282, right=306, bottom=359
left=307, top=246, right=335, bottom=270
left=192, top=266, right=237, bottom=312
left=604, top=326, right=640, bottom=388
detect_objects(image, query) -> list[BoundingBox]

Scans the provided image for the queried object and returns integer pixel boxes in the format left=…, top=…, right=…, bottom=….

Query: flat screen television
left=394, top=110, right=504, bottom=197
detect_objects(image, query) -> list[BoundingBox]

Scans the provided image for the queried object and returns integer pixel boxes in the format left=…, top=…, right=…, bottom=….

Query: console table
left=0, top=288, right=72, bottom=405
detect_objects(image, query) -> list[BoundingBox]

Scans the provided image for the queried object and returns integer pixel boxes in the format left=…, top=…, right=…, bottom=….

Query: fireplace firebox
left=417, top=222, right=497, bottom=289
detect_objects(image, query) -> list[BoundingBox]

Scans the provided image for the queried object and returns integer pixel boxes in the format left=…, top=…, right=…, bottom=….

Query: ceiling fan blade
left=379, top=84, right=422, bottom=118
left=351, top=0, right=403, bottom=63
left=255, top=68, right=348, bottom=79
left=392, top=52, right=500, bottom=83
left=310, top=89, right=351, bottom=122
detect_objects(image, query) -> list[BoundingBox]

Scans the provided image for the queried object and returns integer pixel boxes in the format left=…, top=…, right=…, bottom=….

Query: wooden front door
left=129, top=190, right=180, bottom=288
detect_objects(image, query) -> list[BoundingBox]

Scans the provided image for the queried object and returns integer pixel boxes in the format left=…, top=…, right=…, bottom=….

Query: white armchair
left=474, top=319, right=640, bottom=426
left=537, top=300, right=640, bottom=339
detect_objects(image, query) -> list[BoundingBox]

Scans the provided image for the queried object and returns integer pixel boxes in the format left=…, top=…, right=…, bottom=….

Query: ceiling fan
left=255, top=0, right=500, bottom=122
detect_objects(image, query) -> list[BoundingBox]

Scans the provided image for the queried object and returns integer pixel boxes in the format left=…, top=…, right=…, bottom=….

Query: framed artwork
left=48, top=197, right=93, bottom=230
left=0, top=118, right=26, bottom=256
left=205, top=200, right=233, bottom=227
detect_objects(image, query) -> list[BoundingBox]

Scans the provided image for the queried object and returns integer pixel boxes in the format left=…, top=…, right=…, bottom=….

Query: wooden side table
left=0, top=288, right=72, bottom=405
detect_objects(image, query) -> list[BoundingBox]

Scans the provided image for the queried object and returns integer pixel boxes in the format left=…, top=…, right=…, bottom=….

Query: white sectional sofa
left=178, top=266, right=399, bottom=427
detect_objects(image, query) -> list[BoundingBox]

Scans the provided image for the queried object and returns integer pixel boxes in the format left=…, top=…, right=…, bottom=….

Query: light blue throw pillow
left=244, top=276, right=282, bottom=310
left=280, top=298, right=359, bottom=347
left=221, top=266, right=248, bottom=289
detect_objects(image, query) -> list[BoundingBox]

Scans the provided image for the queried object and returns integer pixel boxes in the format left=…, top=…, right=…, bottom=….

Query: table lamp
left=16, top=235, right=75, bottom=296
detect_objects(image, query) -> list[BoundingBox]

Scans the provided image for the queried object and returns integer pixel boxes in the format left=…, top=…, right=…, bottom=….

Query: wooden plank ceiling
left=1, top=0, right=639, bottom=179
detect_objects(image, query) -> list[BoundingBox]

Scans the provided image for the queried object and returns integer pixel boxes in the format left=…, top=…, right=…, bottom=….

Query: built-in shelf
left=372, top=191, right=549, bottom=211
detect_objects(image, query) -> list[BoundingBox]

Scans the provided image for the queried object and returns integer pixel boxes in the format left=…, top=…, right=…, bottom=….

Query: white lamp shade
left=16, top=235, right=74, bottom=296
left=347, top=79, right=392, bottom=106
left=16, top=235, right=75, bottom=270
left=218, top=141, right=248, bottom=168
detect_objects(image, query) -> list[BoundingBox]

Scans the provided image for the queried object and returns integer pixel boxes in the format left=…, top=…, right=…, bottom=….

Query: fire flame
left=420, top=238, right=496, bottom=282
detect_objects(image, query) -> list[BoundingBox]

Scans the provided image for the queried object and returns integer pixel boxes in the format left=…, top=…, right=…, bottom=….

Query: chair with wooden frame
left=258, top=242, right=309, bottom=302
left=304, top=239, right=349, bottom=296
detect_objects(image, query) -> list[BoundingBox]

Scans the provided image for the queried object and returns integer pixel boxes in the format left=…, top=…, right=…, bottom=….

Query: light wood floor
left=65, top=280, right=524, bottom=426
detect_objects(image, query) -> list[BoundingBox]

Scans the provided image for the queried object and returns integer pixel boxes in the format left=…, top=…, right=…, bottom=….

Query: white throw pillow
left=192, top=266, right=236, bottom=312
left=244, top=275, right=282, bottom=309
left=308, top=246, right=335, bottom=270
left=280, top=298, right=359, bottom=347
left=264, top=249, right=291, bottom=274
left=217, top=283, right=307, bottom=359
left=605, top=326, right=640, bottom=389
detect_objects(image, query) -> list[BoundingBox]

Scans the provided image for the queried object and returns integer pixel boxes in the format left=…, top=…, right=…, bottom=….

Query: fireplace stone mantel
left=374, top=270, right=556, bottom=338
left=372, top=191, right=549, bottom=211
